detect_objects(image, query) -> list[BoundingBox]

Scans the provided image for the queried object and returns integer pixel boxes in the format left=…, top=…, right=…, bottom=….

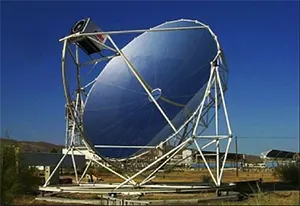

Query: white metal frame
left=43, top=19, right=233, bottom=191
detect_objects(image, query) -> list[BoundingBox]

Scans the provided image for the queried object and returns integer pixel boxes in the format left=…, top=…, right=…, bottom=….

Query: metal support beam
left=72, top=147, right=135, bottom=185
left=43, top=146, right=71, bottom=187
left=140, top=140, right=191, bottom=186
left=192, top=63, right=216, bottom=136
left=79, top=158, right=93, bottom=183
left=71, top=147, right=79, bottom=184
left=194, top=140, right=218, bottom=185
left=59, top=25, right=207, bottom=42
left=114, top=137, right=193, bottom=190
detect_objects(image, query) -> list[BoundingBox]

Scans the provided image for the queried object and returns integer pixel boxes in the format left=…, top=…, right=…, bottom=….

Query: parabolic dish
left=83, top=19, right=220, bottom=158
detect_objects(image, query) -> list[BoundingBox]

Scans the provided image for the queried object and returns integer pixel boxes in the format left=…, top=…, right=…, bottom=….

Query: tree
left=0, top=144, right=40, bottom=205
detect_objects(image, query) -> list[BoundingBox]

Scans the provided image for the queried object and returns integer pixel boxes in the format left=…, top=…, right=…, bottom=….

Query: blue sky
left=1, top=1, right=299, bottom=155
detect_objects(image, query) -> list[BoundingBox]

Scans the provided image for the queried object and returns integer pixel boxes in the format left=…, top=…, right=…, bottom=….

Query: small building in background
left=182, top=149, right=193, bottom=166
left=260, top=149, right=299, bottom=168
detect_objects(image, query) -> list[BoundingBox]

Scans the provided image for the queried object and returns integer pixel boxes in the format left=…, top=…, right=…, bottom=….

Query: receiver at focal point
left=70, top=18, right=107, bottom=55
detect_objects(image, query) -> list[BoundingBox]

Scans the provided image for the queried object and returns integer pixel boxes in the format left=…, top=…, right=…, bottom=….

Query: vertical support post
left=216, top=58, right=233, bottom=184
left=214, top=66, right=220, bottom=186
left=216, top=139, right=220, bottom=185
left=65, top=105, right=69, bottom=148
left=75, top=45, right=83, bottom=130
left=71, top=147, right=79, bottom=184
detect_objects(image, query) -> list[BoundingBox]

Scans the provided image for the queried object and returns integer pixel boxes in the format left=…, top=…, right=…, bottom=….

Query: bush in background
left=273, top=163, right=300, bottom=186
left=0, top=145, right=40, bottom=205
left=201, top=174, right=213, bottom=183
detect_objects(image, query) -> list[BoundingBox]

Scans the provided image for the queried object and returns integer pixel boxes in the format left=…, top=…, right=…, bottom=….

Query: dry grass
left=79, top=169, right=279, bottom=183
left=219, top=191, right=300, bottom=205
left=139, top=192, right=214, bottom=200
left=12, top=195, right=67, bottom=205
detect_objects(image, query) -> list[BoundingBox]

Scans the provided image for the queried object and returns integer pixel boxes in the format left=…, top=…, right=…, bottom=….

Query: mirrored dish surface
left=83, top=20, right=219, bottom=158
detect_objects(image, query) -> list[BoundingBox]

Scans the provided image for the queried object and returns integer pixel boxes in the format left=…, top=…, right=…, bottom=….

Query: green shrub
left=0, top=145, right=40, bottom=205
left=50, top=148, right=58, bottom=153
left=273, top=163, right=300, bottom=186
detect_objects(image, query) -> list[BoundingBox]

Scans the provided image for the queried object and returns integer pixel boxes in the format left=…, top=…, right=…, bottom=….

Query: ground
left=12, top=170, right=300, bottom=205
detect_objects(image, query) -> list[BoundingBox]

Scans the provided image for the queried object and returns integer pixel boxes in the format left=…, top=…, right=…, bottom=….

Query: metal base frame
left=42, top=19, right=233, bottom=192
left=40, top=182, right=235, bottom=194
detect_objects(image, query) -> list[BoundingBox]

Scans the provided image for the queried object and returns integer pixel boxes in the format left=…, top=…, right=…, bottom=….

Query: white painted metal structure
left=42, top=19, right=233, bottom=191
